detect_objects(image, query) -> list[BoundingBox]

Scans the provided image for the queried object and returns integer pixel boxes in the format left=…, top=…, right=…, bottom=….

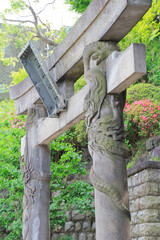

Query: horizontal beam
left=107, top=43, right=146, bottom=94
left=11, top=43, right=146, bottom=116
left=37, top=43, right=146, bottom=145
left=47, top=0, right=151, bottom=83
left=37, top=85, right=88, bottom=145
left=10, top=0, right=151, bottom=113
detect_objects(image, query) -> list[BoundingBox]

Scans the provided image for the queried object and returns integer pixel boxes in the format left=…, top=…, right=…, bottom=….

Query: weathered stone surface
left=131, top=223, right=160, bottom=237
left=84, top=41, right=130, bottom=240
left=128, top=161, right=160, bottom=179
left=146, top=169, right=160, bottom=182
left=139, top=196, right=160, bottom=209
left=129, top=169, right=160, bottom=188
left=131, top=209, right=159, bottom=224
left=146, top=136, right=160, bottom=151
left=75, top=222, right=82, bottom=232
left=51, top=233, right=59, bottom=240
left=72, top=210, right=86, bottom=221
left=150, top=147, right=160, bottom=160
left=130, top=198, right=140, bottom=212
left=134, top=154, right=148, bottom=165
left=66, top=211, right=72, bottom=221
left=37, top=85, right=88, bottom=145
left=9, top=76, right=33, bottom=100
left=138, top=237, right=156, bottom=240
left=87, top=233, right=94, bottom=240
left=91, top=222, right=96, bottom=232
left=131, top=173, right=142, bottom=187
left=21, top=105, right=52, bottom=240
left=131, top=182, right=159, bottom=199
left=79, top=232, right=86, bottom=240
left=71, top=233, right=78, bottom=240
left=82, top=221, right=91, bottom=231
left=59, top=233, right=66, bottom=237
left=65, top=221, right=74, bottom=232
left=128, top=177, right=132, bottom=188
left=106, top=43, right=146, bottom=94
left=130, top=196, right=160, bottom=212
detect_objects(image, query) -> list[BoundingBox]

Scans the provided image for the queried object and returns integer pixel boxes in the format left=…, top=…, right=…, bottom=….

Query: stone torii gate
left=9, top=0, right=151, bottom=239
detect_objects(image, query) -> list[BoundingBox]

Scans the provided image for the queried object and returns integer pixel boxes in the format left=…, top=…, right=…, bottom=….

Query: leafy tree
left=10, top=68, right=28, bottom=85
left=119, top=0, right=160, bottom=85
left=65, top=0, right=92, bottom=14
left=0, top=0, right=58, bottom=66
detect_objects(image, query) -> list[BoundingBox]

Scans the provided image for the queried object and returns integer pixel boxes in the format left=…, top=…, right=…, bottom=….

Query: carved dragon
left=83, top=41, right=130, bottom=219
left=20, top=107, right=36, bottom=240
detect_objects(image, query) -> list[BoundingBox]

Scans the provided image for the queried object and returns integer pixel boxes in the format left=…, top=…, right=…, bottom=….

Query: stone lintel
left=47, top=0, right=151, bottom=84
left=9, top=76, right=33, bottom=100
left=10, top=0, right=151, bottom=105
left=106, top=43, right=146, bottom=94
left=11, top=43, right=145, bottom=115
left=127, top=161, right=160, bottom=178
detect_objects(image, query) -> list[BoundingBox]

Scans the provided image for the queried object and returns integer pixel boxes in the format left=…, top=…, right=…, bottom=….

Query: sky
left=0, top=0, right=80, bottom=29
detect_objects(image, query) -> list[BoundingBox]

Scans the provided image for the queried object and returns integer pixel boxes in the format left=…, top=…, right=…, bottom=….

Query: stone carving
left=83, top=41, right=130, bottom=222
left=83, top=41, right=128, bottom=159
left=90, top=167, right=130, bottom=219
left=20, top=107, right=36, bottom=240
left=20, top=105, right=52, bottom=240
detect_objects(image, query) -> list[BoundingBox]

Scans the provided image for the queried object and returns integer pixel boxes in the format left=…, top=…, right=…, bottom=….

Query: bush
left=127, top=83, right=160, bottom=104
left=124, top=99, right=160, bottom=143
left=0, top=100, right=26, bottom=239
left=50, top=134, right=94, bottom=230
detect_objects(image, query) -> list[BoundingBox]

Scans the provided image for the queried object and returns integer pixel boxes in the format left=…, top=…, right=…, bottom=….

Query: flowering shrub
left=124, top=99, right=160, bottom=142
left=0, top=100, right=26, bottom=239
left=10, top=113, right=25, bottom=130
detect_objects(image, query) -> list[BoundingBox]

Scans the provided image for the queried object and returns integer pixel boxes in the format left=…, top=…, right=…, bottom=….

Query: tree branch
left=3, top=1, right=57, bottom=47
left=4, top=18, right=34, bottom=25
left=28, top=5, right=57, bottom=47
left=37, top=16, right=51, bottom=32
left=37, top=0, right=56, bottom=15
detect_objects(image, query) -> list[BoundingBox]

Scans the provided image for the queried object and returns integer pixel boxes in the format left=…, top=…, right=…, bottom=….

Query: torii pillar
left=83, top=41, right=146, bottom=239
left=20, top=104, right=52, bottom=240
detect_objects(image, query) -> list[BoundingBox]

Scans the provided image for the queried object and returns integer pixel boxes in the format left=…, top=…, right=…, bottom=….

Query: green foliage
left=0, top=0, right=56, bottom=66
left=74, top=75, right=86, bottom=93
left=65, top=0, right=92, bottom=14
left=58, top=236, right=73, bottom=240
left=146, top=38, right=160, bottom=85
left=0, top=100, right=26, bottom=239
left=127, top=83, right=160, bottom=104
left=119, top=0, right=160, bottom=85
left=0, top=100, right=94, bottom=239
left=54, top=26, right=71, bottom=44
left=0, top=22, right=33, bottom=66
left=10, top=68, right=28, bottom=86
left=50, top=134, right=94, bottom=230
left=74, top=120, right=87, bottom=146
